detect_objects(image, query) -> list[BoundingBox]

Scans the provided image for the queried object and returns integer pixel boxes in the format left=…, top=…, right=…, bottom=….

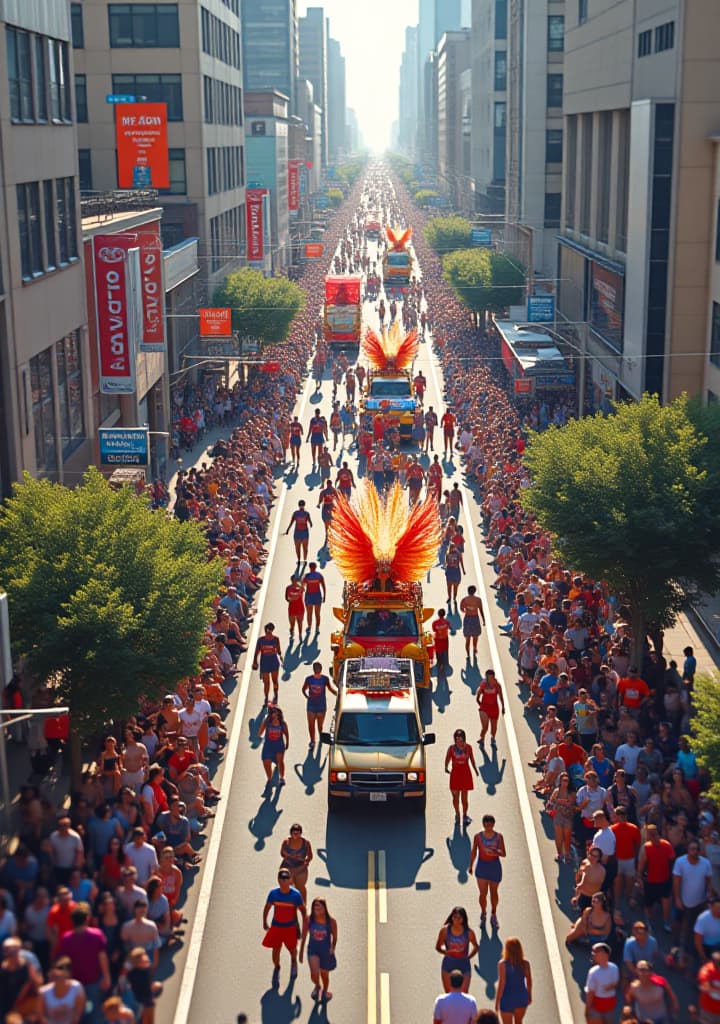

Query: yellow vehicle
left=320, top=656, right=436, bottom=813
left=360, top=367, right=418, bottom=440
left=331, top=580, right=434, bottom=686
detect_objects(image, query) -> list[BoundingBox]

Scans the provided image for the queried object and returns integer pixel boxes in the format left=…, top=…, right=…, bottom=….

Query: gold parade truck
left=321, top=656, right=436, bottom=813
left=360, top=368, right=418, bottom=440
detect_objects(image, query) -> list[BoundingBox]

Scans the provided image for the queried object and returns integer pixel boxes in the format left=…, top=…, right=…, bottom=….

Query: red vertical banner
left=115, top=103, right=169, bottom=189
left=93, top=235, right=136, bottom=395
left=246, top=188, right=267, bottom=261
left=288, top=160, right=300, bottom=212
left=136, top=232, right=165, bottom=352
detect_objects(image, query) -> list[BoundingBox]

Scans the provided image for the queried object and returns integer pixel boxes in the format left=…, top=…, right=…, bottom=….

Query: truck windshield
left=348, top=609, right=419, bottom=638
left=369, top=380, right=412, bottom=398
left=336, top=712, right=420, bottom=746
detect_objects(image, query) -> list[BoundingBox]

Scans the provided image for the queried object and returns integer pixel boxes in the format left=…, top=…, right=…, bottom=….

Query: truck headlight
left=407, top=772, right=418, bottom=782
left=336, top=771, right=347, bottom=782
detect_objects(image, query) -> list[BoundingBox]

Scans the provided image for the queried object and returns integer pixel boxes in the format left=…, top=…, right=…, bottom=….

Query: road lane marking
left=380, top=972, right=391, bottom=1024
left=377, top=849, right=387, bottom=923
left=172, top=369, right=317, bottom=1024
left=368, top=849, right=377, bottom=1024
left=425, top=347, right=575, bottom=1024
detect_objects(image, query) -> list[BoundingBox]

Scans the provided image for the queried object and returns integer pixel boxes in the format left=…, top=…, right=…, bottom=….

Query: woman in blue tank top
left=496, top=936, right=532, bottom=1022
left=435, top=906, right=479, bottom=993
left=300, top=898, right=338, bottom=1003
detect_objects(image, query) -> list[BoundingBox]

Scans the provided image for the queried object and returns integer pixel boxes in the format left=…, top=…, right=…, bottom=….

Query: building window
left=579, top=112, right=593, bottom=235
left=597, top=111, right=612, bottom=243
left=546, top=128, right=563, bottom=164
left=200, top=7, right=241, bottom=69
left=35, top=37, right=47, bottom=121
left=711, top=302, right=720, bottom=369
left=71, top=3, right=84, bottom=48
left=655, top=21, right=674, bottom=52
left=111, top=74, right=183, bottom=120
left=7, top=27, right=34, bottom=121
left=78, top=150, right=92, bottom=191
left=56, top=178, right=78, bottom=263
left=48, top=39, right=72, bottom=122
left=638, top=29, right=652, bottom=57
left=494, top=102, right=506, bottom=130
left=548, top=15, right=564, bottom=52
left=75, top=73, right=88, bottom=122
left=161, top=222, right=186, bottom=249
left=716, top=200, right=720, bottom=262
left=494, top=51, right=507, bottom=91
left=547, top=73, right=563, bottom=108
left=203, top=75, right=214, bottom=122
left=17, top=182, right=42, bottom=279
left=159, top=149, right=186, bottom=195
left=579, top=0, right=588, bottom=25
left=56, top=332, right=84, bottom=459
left=495, top=0, right=507, bottom=39
left=109, top=4, right=180, bottom=48
left=544, top=193, right=561, bottom=227
left=30, top=349, right=57, bottom=474
left=565, top=115, right=577, bottom=230
left=43, top=181, right=57, bottom=269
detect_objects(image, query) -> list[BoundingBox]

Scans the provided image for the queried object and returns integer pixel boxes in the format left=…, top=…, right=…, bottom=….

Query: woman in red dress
left=444, top=729, right=478, bottom=826
left=284, top=575, right=305, bottom=642
left=476, top=669, right=506, bottom=747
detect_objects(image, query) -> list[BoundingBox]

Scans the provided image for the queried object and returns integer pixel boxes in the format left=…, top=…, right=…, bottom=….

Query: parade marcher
left=441, top=408, right=456, bottom=458
left=285, top=500, right=312, bottom=563
left=262, top=870, right=306, bottom=981
left=306, top=408, right=328, bottom=467
left=445, top=544, right=464, bottom=605
left=445, top=730, right=478, bottom=827
left=435, top=907, right=478, bottom=993
left=469, top=815, right=506, bottom=929
left=284, top=575, right=305, bottom=642
left=279, top=824, right=313, bottom=904
left=336, top=462, right=355, bottom=501
left=476, top=669, right=505, bottom=747
left=432, top=609, right=452, bottom=677
left=495, top=936, right=532, bottom=1024
left=301, top=663, right=337, bottom=746
left=428, top=455, right=443, bottom=501
left=317, top=445, right=333, bottom=484
left=317, top=480, right=337, bottom=544
left=424, top=405, right=438, bottom=453
left=303, top=562, right=326, bottom=633
left=252, top=624, right=283, bottom=706
left=258, top=706, right=289, bottom=788
left=299, top=898, right=337, bottom=1003
left=289, top=416, right=303, bottom=469
left=460, top=586, right=486, bottom=658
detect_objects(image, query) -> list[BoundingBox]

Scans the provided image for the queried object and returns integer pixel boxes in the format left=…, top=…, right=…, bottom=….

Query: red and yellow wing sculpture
left=362, top=322, right=419, bottom=372
left=386, top=226, right=413, bottom=252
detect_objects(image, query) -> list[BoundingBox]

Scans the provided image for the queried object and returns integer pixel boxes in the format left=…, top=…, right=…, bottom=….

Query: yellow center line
left=377, top=849, right=387, bottom=923
left=380, top=972, right=391, bottom=1024
left=368, top=849, right=377, bottom=1024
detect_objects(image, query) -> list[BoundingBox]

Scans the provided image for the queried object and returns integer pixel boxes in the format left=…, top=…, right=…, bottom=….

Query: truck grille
left=350, top=772, right=405, bottom=789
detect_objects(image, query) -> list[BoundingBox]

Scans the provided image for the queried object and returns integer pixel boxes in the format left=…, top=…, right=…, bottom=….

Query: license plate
left=370, top=792, right=387, bottom=802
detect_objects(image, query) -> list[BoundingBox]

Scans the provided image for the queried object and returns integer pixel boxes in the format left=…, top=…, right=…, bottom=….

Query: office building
left=471, top=0, right=508, bottom=213
left=299, top=7, right=327, bottom=167
left=326, top=33, right=346, bottom=164
left=241, top=0, right=298, bottom=115
left=558, top=0, right=720, bottom=403
left=437, top=30, right=471, bottom=207
left=72, top=1, right=246, bottom=284
left=416, top=0, right=463, bottom=160
left=398, top=25, right=419, bottom=157
left=245, top=90, right=291, bottom=275
left=505, top=0, right=564, bottom=280
left=0, top=1, right=88, bottom=492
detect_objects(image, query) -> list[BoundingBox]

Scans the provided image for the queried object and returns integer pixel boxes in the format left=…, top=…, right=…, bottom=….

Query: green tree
left=0, top=469, right=223, bottom=760
left=690, top=672, right=720, bottom=801
left=425, top=216, right=472, bottom=254
left=326, top=187, right=343, bottom=208
left=213, top=268, right=305, bottom=346
left=414, top=188, right=440, bottom=207
left=520, top=394, right=720, bottom=656
left=442, top=249, right=525, bottom=317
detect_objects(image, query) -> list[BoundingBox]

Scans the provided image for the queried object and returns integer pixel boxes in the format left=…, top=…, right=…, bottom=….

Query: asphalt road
left=160, top=237, right=592, bottom=1024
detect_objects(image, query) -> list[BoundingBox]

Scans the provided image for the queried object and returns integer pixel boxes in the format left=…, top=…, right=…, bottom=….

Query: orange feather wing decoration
left=362, top=328, right=388, bottom=370
left=327, top=490, right=377, bottom=584
left=393, top=326, right=419, bottom=371
left=386, top=226, right=413, bottom=251
left=391, top=493, right=442, bottom=583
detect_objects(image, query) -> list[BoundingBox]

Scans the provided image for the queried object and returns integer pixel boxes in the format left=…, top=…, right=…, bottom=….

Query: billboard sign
left=93, top=234, right=137, bottom=394
left=246, top=188, right=267, bottom=261
left=305, top=242, right=324, bottom=259
left=590, top=262, right=625, bottom=351
left=527, top=295, right=556, bottom=323
left=514, top=378, right=535, bottom=395
left=115, top=102, right=169, bottom=189
left=136, top=232, right=165, bottom=352
left=199, top=308, right=232, bottom=337
left=471, top=228, right=492, bottom=247
left=99, top=428, right=149, bottom=466
left=288, top=160, right=301, bottom=212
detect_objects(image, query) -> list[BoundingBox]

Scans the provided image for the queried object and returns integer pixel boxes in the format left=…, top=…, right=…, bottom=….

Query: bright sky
left=298, top=0, right=418, bottom=153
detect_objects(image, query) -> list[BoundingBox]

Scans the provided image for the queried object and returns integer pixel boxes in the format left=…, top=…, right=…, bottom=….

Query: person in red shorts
left=284, top=575, right=305, bottom=642
left=432, top=609, right=452, bottom=677
left=262, top=869, right=307, bottom=982
left=698, top=950, right=720, bottom=1023
left=440, top=409, right=456, bottom=457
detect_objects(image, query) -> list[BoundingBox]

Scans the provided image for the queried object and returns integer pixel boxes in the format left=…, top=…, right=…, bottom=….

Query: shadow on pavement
left=431, top=671, right=453, bottom=715
left=460, top=662, right=482, bottom=694
left=293, top=746, right=327, bottom=795
left=445, top=821, right=472, bottom=883
left=475, top=924, right=503, bottom=1001
left=249, top=786, right=285, bottom=850
left=478, top=747, right=506, bottom=796
left=260, top=979, right=302, bottom=1024
left=316, top=809, right=433, bottom=889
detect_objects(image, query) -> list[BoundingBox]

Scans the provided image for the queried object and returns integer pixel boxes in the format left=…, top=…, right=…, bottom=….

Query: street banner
left=246, top=188, right=267, bottom=261
left=288, top=160, right=301, bottom=212
left=199, top=308, right=232, bottom=337
left=93, top=235, right=137, bottom=395
left=115, top=102, right=169, bottom=189
left=136, top=232, right=165, bottom=351
left=305, top=242, right=324, bottom=259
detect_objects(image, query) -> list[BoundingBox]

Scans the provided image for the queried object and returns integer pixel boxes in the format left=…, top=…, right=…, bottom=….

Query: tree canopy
left=520, top=393, right=720, bottom=652
left=442, top=248, right=525, bottom=314
left=424, top=216, right=472, bottom=254
left=326, top=187, right=344, bottom=208
left=414, top=188, right=440, bottom=207
left=213, top=268, right=305, bottom=346
left=690, top=673, right=720, bottom=800
left=0, top=469, right=223, bottom=734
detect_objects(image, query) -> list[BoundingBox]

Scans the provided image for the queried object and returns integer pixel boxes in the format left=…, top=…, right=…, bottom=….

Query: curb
left=688, top=602, right=720, bottom=654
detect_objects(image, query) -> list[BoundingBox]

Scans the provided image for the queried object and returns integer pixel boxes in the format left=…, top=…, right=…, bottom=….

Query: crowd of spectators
left=397, top=179, right=720, bottom=1023
left=0, top=186, right=363, bottom=1024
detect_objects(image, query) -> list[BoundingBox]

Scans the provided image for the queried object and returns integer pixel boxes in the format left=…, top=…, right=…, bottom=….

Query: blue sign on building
left=471, top=228, right=492, bottom=247
left=315, top=195, right=329, bottom=209
left=106, top=94, right=136, bottom=104
left=527, top=295, right=556, bottom=323
left=99, top=428, right=149, bottom=466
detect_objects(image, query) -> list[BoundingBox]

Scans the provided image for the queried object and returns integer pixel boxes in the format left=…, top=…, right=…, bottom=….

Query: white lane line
left=368, top=850, right=377, bottom=1024
left=425, top=349, right=575, bottom=1024
left=172, top=369, right=317, bottom=1024
left=380, top=972, right=391, bottom=1024
left=377, top=849, right=387, bottom=924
